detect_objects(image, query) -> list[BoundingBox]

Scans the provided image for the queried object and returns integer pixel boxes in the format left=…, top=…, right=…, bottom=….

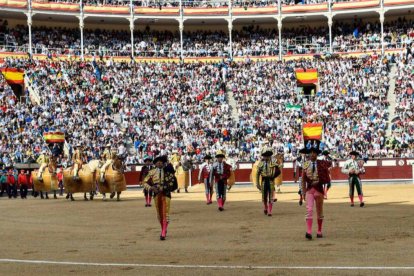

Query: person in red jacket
left=57, top=168, right=64, bottom=196
left=6, top=169, right=17, bottom=199
left=209, top=150, right=232, bottom=211
left=18, top=170, right=30, bottom=199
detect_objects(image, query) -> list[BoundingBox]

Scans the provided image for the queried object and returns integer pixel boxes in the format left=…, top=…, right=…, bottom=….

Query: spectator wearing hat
left=294, top=148, right=308, bottom=206
left=140, top=156, right=154, bottom=207
left=198, top=154, right=213, bottom=205
left=18, top=169, right=30, bottom=199
left=341, top=151, right=365, bottom=207
left=302, top=147, right=333, bottom=240
left=36, top=150, right=50, bottom=181
left=143, top=155, right=178, bottom=241
left=209, top=150, right=232, bottom=211
left=255, top=147, right=281, bottom=216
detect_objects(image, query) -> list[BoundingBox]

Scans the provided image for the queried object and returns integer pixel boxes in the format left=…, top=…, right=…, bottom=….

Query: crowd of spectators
left=228, top=55, right=395, bottom=161
left=42, top=0, right=384, bottom=8
left=0, top=67, right=51, bottom=168
left=2, top=51, right=414, bottom=167
left=388, top=48, right=414, bottom=157
left=1, top=18, right=413, bottom=57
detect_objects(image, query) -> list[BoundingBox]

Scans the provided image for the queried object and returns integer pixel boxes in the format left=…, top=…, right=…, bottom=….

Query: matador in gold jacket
left=143, top=155, right=178, bottom=240
left=255, top=147, right=281, bottom=216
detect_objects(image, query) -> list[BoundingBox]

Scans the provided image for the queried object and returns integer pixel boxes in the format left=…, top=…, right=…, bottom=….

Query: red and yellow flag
left=303, top=123, right=323, bottom=141
left=295, top=68, right=318, bottom=85
left=43, top=132, right=65, bottom=143
left=0, top=67, right=24, bottom=84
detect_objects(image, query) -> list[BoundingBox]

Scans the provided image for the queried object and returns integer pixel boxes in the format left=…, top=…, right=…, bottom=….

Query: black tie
left=159, top=169, right=162, bottom=184
left=312, top=162, right=316, bottom=173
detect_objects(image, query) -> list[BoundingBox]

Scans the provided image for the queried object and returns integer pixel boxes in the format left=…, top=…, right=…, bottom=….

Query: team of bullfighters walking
left=2, top=144, right=365, bottom=242
left=137, top=146, right=365, bottom=241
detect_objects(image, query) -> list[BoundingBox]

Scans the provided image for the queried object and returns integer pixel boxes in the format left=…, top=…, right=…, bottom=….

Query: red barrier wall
left=124, top=161, right=413, bottom=186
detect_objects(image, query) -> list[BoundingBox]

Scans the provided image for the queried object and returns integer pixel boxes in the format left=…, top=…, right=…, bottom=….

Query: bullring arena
left=1, top=182, right=414, bottom=275
left=1, top=0, right=414, bottom=274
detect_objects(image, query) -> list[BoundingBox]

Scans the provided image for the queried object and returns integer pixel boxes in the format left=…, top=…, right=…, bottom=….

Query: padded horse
left=32, top=158, right=58, bottom=199
left=63, top=160, right=100, bottom=201
left=96, top=157, right=126, bottom=201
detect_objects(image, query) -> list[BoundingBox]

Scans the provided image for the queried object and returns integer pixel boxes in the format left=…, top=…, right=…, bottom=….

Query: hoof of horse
left=90, top=195, right=94, bottom=200
left=84, top=198, right=88, bottom=201
left=70, top=197, right=75, bottom=201
left=54, top=195, right=57, bottom=199
left=160, top=236, right=166, bottom=241
left=117, top=198, right=120, bottom=202
left=110, top=192, right=116, bottom=199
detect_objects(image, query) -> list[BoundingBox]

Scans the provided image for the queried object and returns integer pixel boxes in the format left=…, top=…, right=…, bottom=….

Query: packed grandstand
left=0, top=0, right=413, bottom=168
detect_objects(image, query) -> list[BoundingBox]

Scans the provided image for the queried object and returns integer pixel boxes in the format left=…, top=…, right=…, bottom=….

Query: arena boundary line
left=1, top=259, right=414, bottom=270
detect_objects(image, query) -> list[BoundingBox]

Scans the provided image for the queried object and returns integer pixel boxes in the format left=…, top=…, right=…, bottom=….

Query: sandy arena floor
left=0, top=183, right=413, bottom=275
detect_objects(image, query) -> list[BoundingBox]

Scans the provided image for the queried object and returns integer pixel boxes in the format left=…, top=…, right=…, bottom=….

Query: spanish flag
left=303, top=123, right=323, bottom=141
left=0, top=68, right=24, bottom=85
left=295, top=68, right=318, bottom=85
left=43, top=132, right=65, bottom=143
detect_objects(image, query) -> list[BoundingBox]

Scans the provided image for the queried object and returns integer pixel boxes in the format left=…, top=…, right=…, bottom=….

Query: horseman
left=72, top=144, right=86, bottom=180
left=100, top=144, right=117, bottom=183
left=36, top=150, right=50, bottom=181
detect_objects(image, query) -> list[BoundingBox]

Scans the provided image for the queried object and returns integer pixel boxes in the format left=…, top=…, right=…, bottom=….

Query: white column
left=130, top=19, right=134, bottom=58
left=328, top=15, right=333, bottom=53
left=179, top=20, right=184, bottom=61
left=27, top=14, right=33, bottom=55
left=179, top=0, right=184, bottom=60
left=79, top=17, right=84, bottom=60
left=277, top=0, right=282, bottom=60
left=228, top=20, right=233, bottom=59
left=130, top=0, right=134, bottom=58
left=228, top=0, right=233, bottom=59
left=79, top=0, right=85, bottom=60
left=380, top=11, right=385, bottom=55
left=278, top=20, right=282, bottom=61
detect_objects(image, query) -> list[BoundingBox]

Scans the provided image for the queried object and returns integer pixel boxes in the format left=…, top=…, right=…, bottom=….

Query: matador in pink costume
left=302, top=147, right=332, bottom=240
